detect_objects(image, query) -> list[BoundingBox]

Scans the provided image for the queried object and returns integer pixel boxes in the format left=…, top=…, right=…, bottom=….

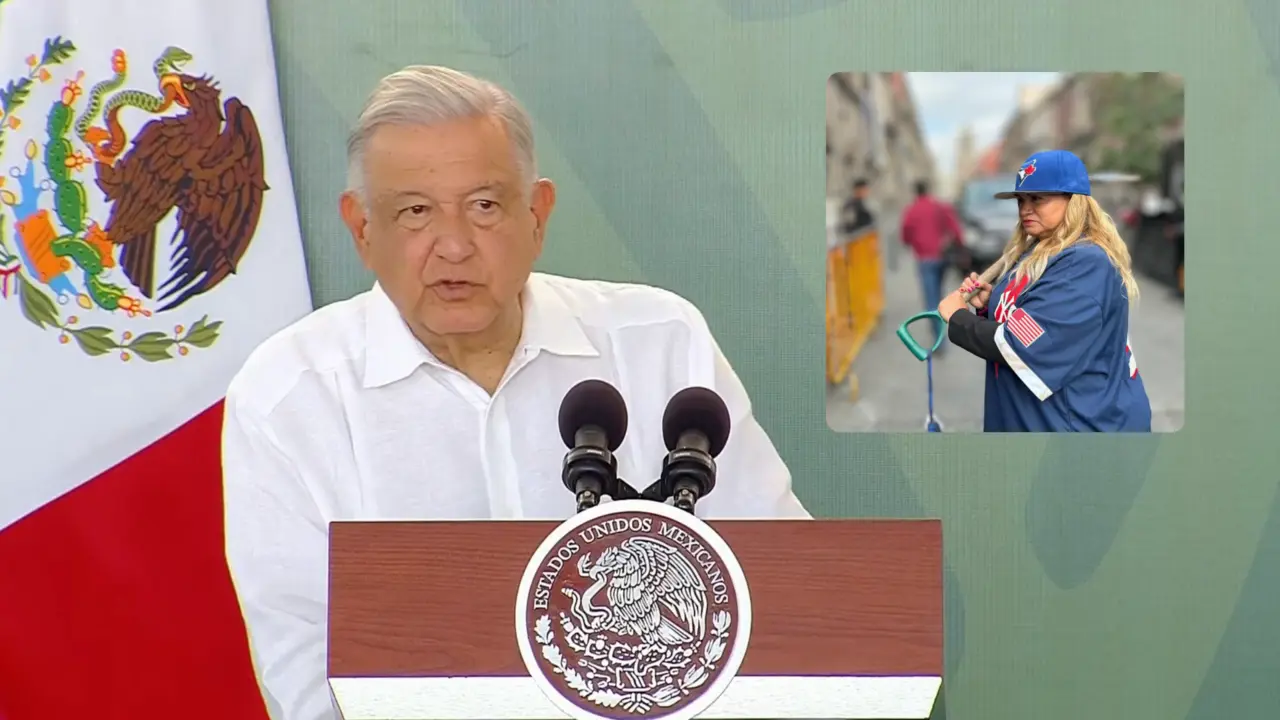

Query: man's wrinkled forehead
left=363, top=119, right=520, bottom=191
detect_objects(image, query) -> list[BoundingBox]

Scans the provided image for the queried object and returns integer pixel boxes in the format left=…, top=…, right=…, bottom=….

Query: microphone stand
left=563, top=444, right=643, bottom=513
left=611, top=478, right=642, bottom=501
left=642, top=444, right=717, bottom=514
left=575, top=477, right=642, bottom=513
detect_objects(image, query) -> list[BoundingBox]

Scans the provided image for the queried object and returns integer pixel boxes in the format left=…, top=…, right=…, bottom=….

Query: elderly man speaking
left=220, top=65, right=810, bottom=719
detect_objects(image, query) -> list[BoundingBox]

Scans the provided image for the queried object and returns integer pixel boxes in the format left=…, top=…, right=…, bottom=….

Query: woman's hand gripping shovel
left=895, top=263, right=1001, bottom=432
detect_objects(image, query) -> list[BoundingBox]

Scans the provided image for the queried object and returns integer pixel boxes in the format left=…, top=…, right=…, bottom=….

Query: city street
left=826, top=233, right=1186, bottom=433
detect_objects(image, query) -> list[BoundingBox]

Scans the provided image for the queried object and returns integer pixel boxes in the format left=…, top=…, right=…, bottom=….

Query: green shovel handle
left=896, top=311, right=946, bottom=361
left=897, top=261, right=1003, bottom=361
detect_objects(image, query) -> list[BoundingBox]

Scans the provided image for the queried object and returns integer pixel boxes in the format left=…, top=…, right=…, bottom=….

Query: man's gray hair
left=345, top=65, right=538, bottom=200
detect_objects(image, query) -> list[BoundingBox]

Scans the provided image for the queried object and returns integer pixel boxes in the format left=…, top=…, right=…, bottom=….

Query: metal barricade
left=826, top=227, right=884, bottom=398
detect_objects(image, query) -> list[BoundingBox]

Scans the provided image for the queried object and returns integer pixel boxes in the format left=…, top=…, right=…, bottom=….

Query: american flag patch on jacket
left=1007, top=307, right=1044, bottom=347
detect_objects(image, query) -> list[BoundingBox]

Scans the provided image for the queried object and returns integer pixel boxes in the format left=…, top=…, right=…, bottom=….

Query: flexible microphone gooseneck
left=557, top=379, right=638, bottom=513
left=643, top=387, right=731, bottom=514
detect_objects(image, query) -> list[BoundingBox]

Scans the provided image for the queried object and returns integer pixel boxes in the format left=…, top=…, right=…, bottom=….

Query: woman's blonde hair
left=990, top=194, right=1139, bottom=302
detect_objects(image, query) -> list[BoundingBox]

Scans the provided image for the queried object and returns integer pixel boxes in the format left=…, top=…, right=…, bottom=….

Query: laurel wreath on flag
left=11, top=270, right=222, bottom=361
left=534, top=610, right=732, bottom=714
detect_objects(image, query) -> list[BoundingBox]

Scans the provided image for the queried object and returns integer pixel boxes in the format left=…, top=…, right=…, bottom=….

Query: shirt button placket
left=481, top=384, right=525, bottom=519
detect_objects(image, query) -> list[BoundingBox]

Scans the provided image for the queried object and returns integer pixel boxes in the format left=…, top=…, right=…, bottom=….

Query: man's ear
left=529, top=178, right=556, bottom=253
left=340, top=191, right=373, bottom=269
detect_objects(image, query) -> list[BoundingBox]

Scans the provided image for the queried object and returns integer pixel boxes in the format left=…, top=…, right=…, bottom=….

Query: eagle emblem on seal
left=564, top=537, right=710, bottom=654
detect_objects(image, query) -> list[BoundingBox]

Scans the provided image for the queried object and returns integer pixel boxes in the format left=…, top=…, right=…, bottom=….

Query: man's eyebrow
left=376, top=184, right=508, bottom=204
left=375, top=190, right=429, bottom=204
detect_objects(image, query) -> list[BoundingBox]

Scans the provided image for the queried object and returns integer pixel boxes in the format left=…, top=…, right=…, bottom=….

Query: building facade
left=826, top=72, right=934, bottom=220
left=999, top=74, right=1098, bottom=170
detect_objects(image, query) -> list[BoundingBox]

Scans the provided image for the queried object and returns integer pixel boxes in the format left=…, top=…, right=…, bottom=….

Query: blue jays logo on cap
left=1017, top=159, right=1037, bottom=185
left=994, top=150, right=1091, bottom=199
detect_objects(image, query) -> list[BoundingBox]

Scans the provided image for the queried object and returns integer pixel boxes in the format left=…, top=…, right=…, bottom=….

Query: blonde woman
left=937, top=150, right=1152, bottom=432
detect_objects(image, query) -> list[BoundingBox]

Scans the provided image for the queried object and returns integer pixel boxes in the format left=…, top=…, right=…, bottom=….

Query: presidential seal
left=515, top=499, right=751, bottom=720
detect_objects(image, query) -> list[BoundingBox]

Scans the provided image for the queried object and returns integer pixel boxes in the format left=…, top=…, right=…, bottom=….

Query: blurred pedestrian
left=937, top=150, right=1152, bottom=432
left=900, top=180, right=963, bottom=348
left=840, top=178, right=875, bottom=237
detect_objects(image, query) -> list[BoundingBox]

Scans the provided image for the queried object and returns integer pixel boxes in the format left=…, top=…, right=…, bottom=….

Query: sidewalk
left=827, top=255, right=985, bottom=432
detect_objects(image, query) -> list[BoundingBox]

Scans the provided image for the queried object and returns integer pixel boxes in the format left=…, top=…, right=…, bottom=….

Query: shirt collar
left=362, top=274, right=598, bottom=389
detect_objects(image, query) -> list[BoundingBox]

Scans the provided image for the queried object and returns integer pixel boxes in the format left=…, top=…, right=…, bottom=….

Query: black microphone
left=644, top=387, right=731, bottom=514
left=557, top=379, right=636, bottom=513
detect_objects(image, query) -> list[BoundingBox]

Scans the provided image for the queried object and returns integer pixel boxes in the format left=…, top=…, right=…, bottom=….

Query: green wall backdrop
left=266, top=1, right=1280, bottom=718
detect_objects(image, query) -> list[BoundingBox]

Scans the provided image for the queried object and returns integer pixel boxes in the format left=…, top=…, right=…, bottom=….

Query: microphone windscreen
left=557, top=379, right=629, bottom=451
left=661, top=387, right=731, bottom=456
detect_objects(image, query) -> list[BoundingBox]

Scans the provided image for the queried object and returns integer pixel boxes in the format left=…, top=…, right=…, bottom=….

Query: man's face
left=341, top=115, right=556, bottom=340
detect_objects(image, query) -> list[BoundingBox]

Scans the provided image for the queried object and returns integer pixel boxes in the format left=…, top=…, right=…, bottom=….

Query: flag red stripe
left=1009, top=317, right=1041, bottom=343
left=0, top=400, right=268, bottom=720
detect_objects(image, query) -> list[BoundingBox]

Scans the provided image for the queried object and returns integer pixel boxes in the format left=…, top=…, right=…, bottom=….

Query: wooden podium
left=327, top=519, right=943, bottom=720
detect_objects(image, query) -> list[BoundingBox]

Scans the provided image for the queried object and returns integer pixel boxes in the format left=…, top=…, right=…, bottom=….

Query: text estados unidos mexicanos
left=530, top=516, right=731, bottom=609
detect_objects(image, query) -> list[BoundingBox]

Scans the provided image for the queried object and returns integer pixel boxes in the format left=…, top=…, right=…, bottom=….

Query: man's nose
left=432, top=213, right=477, bottom=262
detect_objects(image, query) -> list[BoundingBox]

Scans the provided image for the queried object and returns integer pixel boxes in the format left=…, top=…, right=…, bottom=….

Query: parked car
left=950, top=174, right=1019, bottom=276
left=1126, top=138, right=1184, bottom=296
left=1161, top=138, right=1185, bottom=295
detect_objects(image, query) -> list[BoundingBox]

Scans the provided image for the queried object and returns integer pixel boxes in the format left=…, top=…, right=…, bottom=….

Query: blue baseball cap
left=994, top=149, right=1091, bottom=199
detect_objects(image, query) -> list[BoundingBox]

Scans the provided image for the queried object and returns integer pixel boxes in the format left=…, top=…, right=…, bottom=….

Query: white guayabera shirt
left=220, top=272, right=812, bottom=720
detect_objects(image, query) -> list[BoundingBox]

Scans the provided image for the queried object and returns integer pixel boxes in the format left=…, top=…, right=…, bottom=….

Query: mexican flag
left=0, top=1, right=310, bottom=717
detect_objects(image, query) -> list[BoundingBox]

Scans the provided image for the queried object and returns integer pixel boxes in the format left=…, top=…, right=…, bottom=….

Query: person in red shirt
left=899, top=180, right=964, bottom=346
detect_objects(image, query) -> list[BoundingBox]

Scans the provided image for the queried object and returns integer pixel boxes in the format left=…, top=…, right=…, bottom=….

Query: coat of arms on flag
left=0, top=33, right=266, bottom=362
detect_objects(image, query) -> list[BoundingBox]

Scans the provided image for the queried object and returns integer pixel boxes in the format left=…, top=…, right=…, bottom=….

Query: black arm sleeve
left=947, top=310, right=1004, bottom=363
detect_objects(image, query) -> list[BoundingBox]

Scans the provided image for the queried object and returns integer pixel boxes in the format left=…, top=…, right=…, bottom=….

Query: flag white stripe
left=1, top=0, right=311, bottom=526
